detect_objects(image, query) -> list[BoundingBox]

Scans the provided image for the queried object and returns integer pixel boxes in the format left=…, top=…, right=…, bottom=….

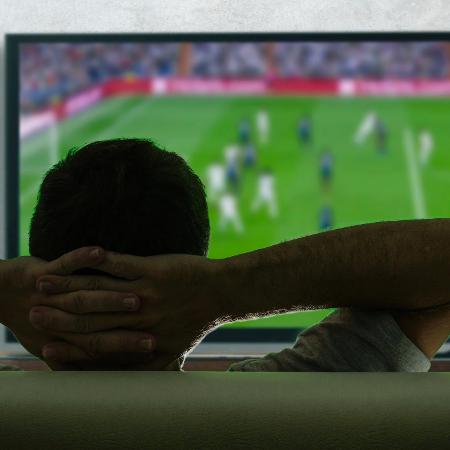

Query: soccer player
left=243, top=143, right=257, bottom=168
left=298, top=115, right=312, bottom=148
left=219, top=192, right=244, bottom=233
left=206, top=161, right=226, bottom=203
left=256, top=109, right=270, bottom=145
left=354, top=111, right=377, bottom=146
left=251, top=168, right=278, bottom=218
left=319, top=149, right=334, bottom=192
left=224, top=144, right=241, bottom=191
left=319, top=204, right=334, bottom=231
left=238, top=117, right=251, bottom=145
left=418, top=128, right=434, bottom=167
left=374, top=117, right=388, bottom=154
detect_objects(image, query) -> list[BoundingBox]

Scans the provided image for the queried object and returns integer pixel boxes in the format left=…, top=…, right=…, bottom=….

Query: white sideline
left=403, top=128, right=427, bottom=219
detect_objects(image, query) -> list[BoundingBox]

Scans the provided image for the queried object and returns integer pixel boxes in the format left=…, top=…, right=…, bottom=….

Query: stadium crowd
left=21, top=41, right=450, bottom=113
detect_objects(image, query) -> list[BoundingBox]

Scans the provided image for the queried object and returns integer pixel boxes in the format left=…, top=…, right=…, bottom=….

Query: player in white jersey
left=256, top=109, right=270, bottom=145
left=219, top=192, right=244, bottom=233
left=418, top=128, right=434, bottom=167
left=225, top=144, right=240, bottom=165
left=354, top=111, right=377, bottom=145
left=206, top=162, right=225, bottom=203
left=251, top=169, right=278, bottom=218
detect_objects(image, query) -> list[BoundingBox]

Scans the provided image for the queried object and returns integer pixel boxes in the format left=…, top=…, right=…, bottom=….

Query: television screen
left=6, top=34, right=450, bottom=356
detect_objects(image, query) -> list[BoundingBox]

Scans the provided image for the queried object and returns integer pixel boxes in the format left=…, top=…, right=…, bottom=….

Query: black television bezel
left=5, top=32, right=450, bottom=353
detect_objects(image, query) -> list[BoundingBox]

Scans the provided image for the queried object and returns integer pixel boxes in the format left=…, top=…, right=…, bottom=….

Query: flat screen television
left=3, top=33, right=450, bottom=358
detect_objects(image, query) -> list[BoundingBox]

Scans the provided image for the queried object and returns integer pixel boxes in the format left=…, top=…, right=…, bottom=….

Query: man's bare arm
left=32, top=219, right=450, bottom=368
left=220, top=219, right=450, bottom=321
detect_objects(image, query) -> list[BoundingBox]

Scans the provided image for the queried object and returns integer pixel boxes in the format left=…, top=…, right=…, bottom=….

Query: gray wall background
left=1, top=0, right=449, bottom=258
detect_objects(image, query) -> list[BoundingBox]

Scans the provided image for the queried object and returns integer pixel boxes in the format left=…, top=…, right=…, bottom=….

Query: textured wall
left=1, top=0, right=449, bottom=258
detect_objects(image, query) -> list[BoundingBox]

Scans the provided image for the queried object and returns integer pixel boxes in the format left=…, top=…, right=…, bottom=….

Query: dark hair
left=29, top=138, right=210, bottom=261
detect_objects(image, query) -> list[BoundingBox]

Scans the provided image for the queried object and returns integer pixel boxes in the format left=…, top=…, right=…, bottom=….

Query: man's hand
left=33, top=252, right=222, bottom=369
left=0, top=247, right=156, bottom=369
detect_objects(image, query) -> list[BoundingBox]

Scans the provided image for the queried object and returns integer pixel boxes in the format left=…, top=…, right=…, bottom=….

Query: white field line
left=89, top=98, right=150, bottom=141
left=20, top=99, right=151, bottom=207
left=403, top=128, right=427, bottom=219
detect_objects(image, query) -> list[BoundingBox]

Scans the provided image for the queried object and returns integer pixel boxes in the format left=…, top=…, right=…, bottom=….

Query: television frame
left=3, top=32, right=450, bottom=358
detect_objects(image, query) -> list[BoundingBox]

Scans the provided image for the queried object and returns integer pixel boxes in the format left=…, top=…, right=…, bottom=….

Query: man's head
left=29, top=138, right=210, bottom=261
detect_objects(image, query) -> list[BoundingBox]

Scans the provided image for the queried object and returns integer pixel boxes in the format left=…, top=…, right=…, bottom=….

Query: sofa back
left=1, top=372, right=449, bottom=449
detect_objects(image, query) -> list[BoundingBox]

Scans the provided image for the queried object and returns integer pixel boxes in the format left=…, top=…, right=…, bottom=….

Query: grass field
left=19, top=95, right=450, bottom=330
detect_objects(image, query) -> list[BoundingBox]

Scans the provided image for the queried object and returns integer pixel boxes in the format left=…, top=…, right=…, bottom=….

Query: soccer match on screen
left=19, top=41, right=450, bottom=330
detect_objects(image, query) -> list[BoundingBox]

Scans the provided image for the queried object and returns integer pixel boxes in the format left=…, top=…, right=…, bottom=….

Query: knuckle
left=58, top=256, right=70, bottom=274
left=112, top=261, right=124, bottom=276
left=74, top=315, right=91, bottom=333
left=71, top=292, right=85, bottom=313
left=88, top=278, right=100, bottom=291
left=61, top=278, right=72, bottom=291
left=87, top=334, right=102, bottom=356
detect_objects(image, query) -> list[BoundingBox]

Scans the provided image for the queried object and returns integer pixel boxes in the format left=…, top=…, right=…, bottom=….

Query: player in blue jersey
left=238, top=117, right=251, bottom=145
left=298, top=115, right=312, bottom=148
left=224, top=144, right=241, bottom=192
left=319, top=204, right=334, bottom=231
left=374, top=117, right=388, bottom=154
left=243, top=143, right=257, bottom=168
left=319, top=149, right=334, bottom=192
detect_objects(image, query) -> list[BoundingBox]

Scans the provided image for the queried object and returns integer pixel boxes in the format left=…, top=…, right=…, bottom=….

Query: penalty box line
left=403, top=128, right=427, bottom=219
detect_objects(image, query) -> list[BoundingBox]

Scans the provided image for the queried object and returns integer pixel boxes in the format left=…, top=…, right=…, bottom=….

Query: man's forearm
left=217, top=219, right=450, bottom=322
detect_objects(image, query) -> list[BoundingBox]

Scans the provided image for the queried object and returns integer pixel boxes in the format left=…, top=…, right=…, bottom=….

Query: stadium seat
left=1, top=372, right=449, bottom=449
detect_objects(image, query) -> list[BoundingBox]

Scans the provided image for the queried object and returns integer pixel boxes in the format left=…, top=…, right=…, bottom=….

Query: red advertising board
left=20, top=77, right=450, bottom=140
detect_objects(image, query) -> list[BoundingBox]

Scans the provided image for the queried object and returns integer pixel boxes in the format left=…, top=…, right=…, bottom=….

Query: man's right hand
left=32, top=252, right=223, bottom=369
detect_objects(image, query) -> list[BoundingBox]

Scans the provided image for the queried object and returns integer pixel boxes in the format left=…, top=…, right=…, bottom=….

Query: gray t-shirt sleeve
left=228, top=308, right=431, bottom=372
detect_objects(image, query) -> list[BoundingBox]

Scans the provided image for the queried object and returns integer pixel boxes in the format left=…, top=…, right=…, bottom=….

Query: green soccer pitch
left=19, top=95, right=450, bottom=330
